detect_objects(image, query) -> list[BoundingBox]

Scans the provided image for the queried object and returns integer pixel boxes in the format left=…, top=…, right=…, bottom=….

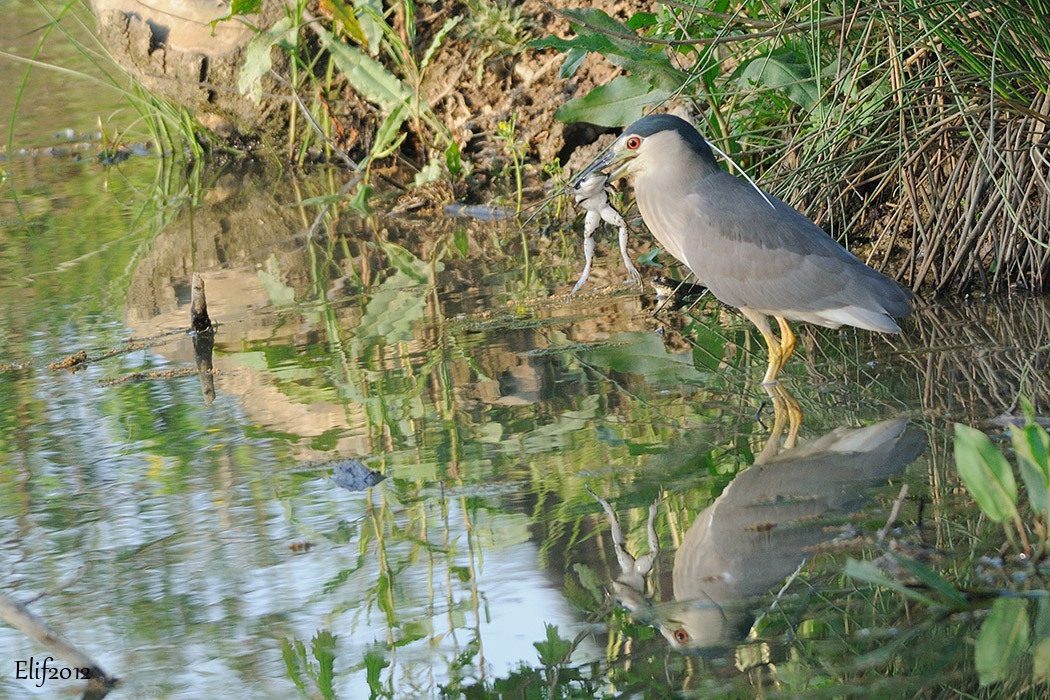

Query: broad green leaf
left=281, top=638, right=309, bottom=692
left=238, top=17, right=294, bottom=104
left=364, top=643, right=390, bottom=695
left=534, top=623, right=572, bottom=666
left=1035, top=598, right=1050, bottom=683
left=316, top=26, right=414, bottom=113
left=733, top=49, right=821, bottom=111
left=452, top=226, right=469, bottom=257
left=975, top=598, right=1029, bottom=686
left=212, top=0, right=260, bottom=25
left=530, top=9, right=683, bottom=89
left=231, top=0, right=260, bottom=16
left=559, top=48, right=588, bottom=79
left=311, top=630, right=337, bottom=699
left=555, top=75, right=669, bottom=126
left=1011, top=422, right=1050, bottom=517
left=954, top=423, right=1018, bottom=522
left=445, top=139, right=462, bottom=177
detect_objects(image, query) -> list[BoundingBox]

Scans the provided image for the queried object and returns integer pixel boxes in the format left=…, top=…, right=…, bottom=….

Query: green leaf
left=381, top=241, right=432, bottom=284
left=370, top=104, right=409, bottom=162
left=311, top=630, right=338, bottom=699
left=347, top=183, right=374, bottom=216
left=444, top=138, right=462, bottom=177
left=316, top=26, right=414, bottom=113
left=1034, top=598, right=1050, bottom=683
left=281, top=638, right=309, bottom=692
left=626, top=11, right=658, bottom=30
left=882, top=551, right=969, bottom=608
left=843, top=558, right=939, bottom=607
left=953, top=424, right=1018, bottom=522
left=1011, top=422, right=1050, bottom=518
left=690, top=322, right=726, bottom=372
left=534, top=623, right=572, bottom=666
left=319, top=0, right=367, bottom=47
left=975, top=598, right=1029, bottom=686
left=555, top=75, right=669, bottom=126
left=420, top=16, right=462, bottom=73
left=530, top=9, right=683, bottom=89
left=559, top=48, right=588, bottom=79
left=452, top=226, right=469, bottom=258
left=733, top=48, right=821, bottom=111
left=238, top=17, right=294, bottom=104
left=231, top=0, right=261, bottom=16
left=364, top=643, right=391, bottom=695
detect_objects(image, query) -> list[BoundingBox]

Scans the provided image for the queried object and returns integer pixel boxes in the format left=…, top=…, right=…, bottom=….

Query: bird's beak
left=572, top=139, right=633, bottom=190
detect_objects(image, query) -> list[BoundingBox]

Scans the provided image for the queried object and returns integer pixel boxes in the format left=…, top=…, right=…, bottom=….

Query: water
left=3, top=12, right=1050, bottom=700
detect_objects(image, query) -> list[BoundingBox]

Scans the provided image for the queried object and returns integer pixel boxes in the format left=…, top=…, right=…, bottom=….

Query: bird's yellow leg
left=741, top=309, right=782, bottom=384
left=773, top=316, right=797, bottom=380
left=766, top=381, right=803, bottom=449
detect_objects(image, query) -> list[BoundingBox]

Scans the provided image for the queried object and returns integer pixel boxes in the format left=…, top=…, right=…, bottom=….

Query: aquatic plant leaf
left=953, top=424, right=1018, bottom=523
left=534, top=623, right=572, bottom=666
left=690, top=322, right=726, bottom=372
left=1011, top=422, right=1050, bottom=519
left=381, top=242, right=432, bottom=284
left=555, top=75, right=670, bottom=127
left=311, top=630, right=338, bottom=699
left=364, top=644, right=391, bottom=696
left=975, top=598, right=1029, bottom=686
left=282, top=638, right=309, bottom=692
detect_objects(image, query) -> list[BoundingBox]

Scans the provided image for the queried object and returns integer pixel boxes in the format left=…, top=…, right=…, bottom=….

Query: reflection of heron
left=590, top=418, right=923, bottom=651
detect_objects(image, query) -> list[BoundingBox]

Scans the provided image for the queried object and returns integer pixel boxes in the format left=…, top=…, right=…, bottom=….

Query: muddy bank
left=90, top=0, right=637, bottom=170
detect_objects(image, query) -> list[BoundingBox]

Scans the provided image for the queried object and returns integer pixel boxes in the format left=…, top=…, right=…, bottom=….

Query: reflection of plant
left=5, top=0, right=206, bottom=157
left=954, top=403, right=1050, bottom=558
left=495, top=114, right=527, bottom=213
left=846, top=406, right=1050, bottom=688
left=283, top=629, right=338, bottom=699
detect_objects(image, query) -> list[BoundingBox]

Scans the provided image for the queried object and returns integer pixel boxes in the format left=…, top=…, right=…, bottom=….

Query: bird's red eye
left=673, top=628, right=690, bottom=644
left=625, top=136, right=642, bottom=150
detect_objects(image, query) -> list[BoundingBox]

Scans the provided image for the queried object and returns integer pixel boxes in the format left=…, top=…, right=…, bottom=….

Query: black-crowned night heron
left=575, top=114, right=913, bottom=384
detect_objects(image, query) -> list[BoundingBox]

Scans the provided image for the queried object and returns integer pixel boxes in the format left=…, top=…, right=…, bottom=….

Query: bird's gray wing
left=676, top=171, right=910, bottom=327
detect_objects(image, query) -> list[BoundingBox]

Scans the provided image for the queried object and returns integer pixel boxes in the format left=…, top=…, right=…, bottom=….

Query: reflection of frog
left=590, top=418, right=923, bottom=652
left=570, top=173, right=641, bottom=294
left=392, top=180, right=456, bottom=216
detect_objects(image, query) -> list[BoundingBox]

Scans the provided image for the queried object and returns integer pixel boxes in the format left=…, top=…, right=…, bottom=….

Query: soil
left=90, top=0, right=646, bottom=189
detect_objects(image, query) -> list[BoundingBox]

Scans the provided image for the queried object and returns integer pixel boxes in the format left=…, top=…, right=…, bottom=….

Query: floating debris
left=48, top=350, right=89, bottom=371
left=330, top=459, right=385, bottom=491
